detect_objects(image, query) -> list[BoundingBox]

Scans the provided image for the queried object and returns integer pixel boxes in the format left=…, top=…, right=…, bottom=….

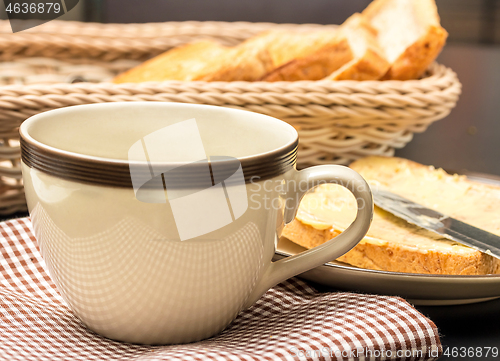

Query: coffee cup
left=20, top=102, right=372, bottom=344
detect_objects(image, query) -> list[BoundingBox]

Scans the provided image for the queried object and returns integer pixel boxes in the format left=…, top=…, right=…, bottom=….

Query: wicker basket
left=0, top=20, right=461, bottom=215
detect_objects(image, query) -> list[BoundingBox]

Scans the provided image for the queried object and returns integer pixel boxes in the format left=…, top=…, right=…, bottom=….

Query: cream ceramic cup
left=20, top=102, right=373, bottom=345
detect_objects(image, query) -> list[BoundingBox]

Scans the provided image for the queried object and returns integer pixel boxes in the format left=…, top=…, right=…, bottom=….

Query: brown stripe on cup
left=20, top=136, right=298, bottom=189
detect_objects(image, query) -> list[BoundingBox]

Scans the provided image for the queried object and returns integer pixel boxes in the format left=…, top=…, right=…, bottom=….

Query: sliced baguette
left=259, top=13, right=390, bottom=81
left=113, top=0, right=447, bottom=83
left=282, top=156, right=500, bottom=275
left=113, top=40, right=273, bottom=83
left=362, top=0, right=448, bottom=80
left=248, top=29, right=353, bottom=81
left=325, top=13, right=390, bottom=81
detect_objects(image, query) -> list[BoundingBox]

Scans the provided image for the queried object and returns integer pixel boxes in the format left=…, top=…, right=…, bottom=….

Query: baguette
left=113, top=0, right=447, bottom=83
left=282, top=157, right=500, bottom=275
left=256, top=14, right=390, bottom=82
left=325, top=14, right=390, bottom=81
left=362, top=0, right=448, bottom=80
left=113, top=40, right=273, bottom=83
left=246, top=29, right=353, bottom=81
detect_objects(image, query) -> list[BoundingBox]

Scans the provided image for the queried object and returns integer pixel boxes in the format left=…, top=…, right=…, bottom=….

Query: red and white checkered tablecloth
left=0, top=217, right=441, bottom=361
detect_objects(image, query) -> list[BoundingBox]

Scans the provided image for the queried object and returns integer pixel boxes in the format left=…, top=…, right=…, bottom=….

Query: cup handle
left=243, top=165, right=373, bottom=309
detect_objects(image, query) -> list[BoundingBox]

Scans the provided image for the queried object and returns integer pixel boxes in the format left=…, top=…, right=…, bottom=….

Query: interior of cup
left=21, top=102, right=298, bottom=162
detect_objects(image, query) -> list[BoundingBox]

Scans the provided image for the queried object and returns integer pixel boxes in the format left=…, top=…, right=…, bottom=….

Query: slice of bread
left=282, top=156, right=500, bottom=275
left=362, top=0, right=448, bottom=80
left=113, top=40, right=273, bottom=83
left=257, top=13, right=390, bottom=81
left=249, top=29, right=353, bottom=81
left=325, top=14, right=390, bottom=81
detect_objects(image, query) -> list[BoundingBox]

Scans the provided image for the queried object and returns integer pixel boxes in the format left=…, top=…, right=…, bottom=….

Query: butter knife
left=371, top=187, right=500, bottom=260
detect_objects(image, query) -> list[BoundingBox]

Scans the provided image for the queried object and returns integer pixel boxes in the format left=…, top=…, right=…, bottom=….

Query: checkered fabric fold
left=0, top=218, right=441, bottom=361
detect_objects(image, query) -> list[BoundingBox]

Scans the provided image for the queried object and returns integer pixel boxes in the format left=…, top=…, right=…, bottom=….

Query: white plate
left=274, top=171, right=500, bottom=306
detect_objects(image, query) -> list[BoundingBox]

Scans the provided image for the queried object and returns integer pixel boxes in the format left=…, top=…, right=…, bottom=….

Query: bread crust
left=113, top=40, right=273, bottom=83
left=382, top=25, right=447, bottom=80
left=262, top=38, right=353, bottom=81
left=283, top=218, right=500, bottom=275
left=202, top=44, right=274, bottom=81
left=327, top=48, right=388, bottom=81
left=325, top=13, right=389, bottom=80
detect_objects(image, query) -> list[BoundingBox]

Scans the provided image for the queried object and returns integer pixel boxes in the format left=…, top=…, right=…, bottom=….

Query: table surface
left=415, top=298, right=500, bottom=360
left=312, top=280, right=500, bottom=361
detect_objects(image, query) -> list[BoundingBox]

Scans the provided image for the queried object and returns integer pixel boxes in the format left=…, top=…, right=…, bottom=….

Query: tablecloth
left=0, top=217, right=441, bottom=360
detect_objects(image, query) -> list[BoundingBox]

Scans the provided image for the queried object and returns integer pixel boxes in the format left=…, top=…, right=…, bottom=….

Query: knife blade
left=371, top=187, right=500, bottom=260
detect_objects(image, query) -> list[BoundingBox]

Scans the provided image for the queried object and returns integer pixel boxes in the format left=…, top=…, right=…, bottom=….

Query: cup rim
left=20, top=102, right=299, bottom=188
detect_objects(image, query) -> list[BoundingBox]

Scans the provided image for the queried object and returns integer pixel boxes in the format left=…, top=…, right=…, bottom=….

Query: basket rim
left=105, top=62, right=455, bottom=86
left=0, top=20, right=337, bottom=37
left=0, top=63, right=459, bottom=96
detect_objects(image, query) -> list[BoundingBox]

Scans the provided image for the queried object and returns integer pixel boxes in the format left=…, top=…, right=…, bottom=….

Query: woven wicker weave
left=0, top=20, right=461, bottom=214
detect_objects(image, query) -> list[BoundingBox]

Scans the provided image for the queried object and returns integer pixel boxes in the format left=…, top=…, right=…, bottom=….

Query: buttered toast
left=282, top=157, right=500, bottom=275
